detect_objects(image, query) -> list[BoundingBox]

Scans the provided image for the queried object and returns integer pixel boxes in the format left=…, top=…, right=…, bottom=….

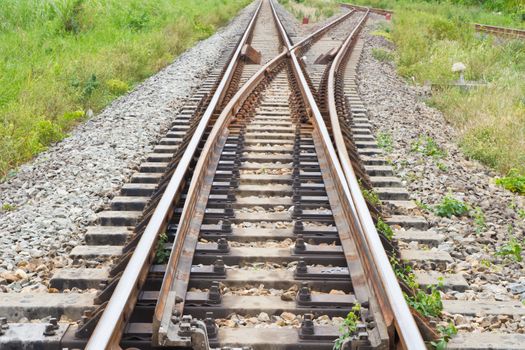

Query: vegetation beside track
left=344, top=0, right=525, bottom=176
left=279, top=0, right=340, bottom=22
left=0, top=0, right=250, bottom=179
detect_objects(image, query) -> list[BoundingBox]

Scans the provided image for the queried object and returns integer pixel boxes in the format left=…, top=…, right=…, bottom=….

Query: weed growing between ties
left=376, top=217, right=394, bottom=240
left=431, top=322, right=458, bottom=350
left=155, top=232, right=170, bottom=264
left=333, top=304, right=361, bottom=350
left=376, top=131, right=393, bottom=152
left=0, top=0, right=250, bottom=178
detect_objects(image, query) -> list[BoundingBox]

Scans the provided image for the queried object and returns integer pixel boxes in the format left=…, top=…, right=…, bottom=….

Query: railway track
left=0, top=1, right=426, bottom=349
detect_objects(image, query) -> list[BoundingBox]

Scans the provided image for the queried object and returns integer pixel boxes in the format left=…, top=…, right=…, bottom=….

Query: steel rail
left=474, top=23, right=525, bottom=38
left=152, top=4, right=384, bottom=347
left=84, top=2, right=264, bottom=348
left=325, top=9, right=426, bottom=350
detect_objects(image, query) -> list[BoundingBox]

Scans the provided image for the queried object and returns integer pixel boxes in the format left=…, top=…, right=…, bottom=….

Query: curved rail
left=325, top=7, right=425, bottom=350
left=84, top=2, right=264, bottom=348
left=474, top=23, right=525, bottom=38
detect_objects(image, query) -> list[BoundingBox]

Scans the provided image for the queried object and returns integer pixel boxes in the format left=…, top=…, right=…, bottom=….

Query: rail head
left=84, top=1, right=264, bottom=349
left=325, top=7, right=425, bottom=350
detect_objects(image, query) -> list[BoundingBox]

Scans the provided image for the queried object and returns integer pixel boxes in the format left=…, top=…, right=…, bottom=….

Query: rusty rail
left=474, top=23, right=525, bottom=38
left=325, top=8, right=425, bottom=350
left=83, top=2, right=264, bottom=349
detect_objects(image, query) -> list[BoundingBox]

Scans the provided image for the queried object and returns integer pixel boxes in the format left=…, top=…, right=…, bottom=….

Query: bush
left=434, top=194, right=470, bottom=218
left=495, top=169, right=525, bottom=194
left=106, top=79, right=130, bottom=95
left=36, top=120, right=64, bottom=147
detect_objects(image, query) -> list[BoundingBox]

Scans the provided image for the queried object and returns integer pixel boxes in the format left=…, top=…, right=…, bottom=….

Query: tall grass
left=279, top=0, right=338, bottom=22
left=344, top=0, right=525, bottom=175
left=0, top=0, right=250, bottom=178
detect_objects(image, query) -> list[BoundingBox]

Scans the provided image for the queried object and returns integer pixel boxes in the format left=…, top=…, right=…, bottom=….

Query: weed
left=472, top=207, right=486, bottom=234
left=496, top=236, right=523, bottom=262
left=106, top=79, right=130, bottom=95
left=372, top=48, right=395, bottom=62
left=518, top=208, right=525, bottom=220
left=405, top=283, right=443, bottom=318
left=82, top=74, right=99, bottom=99
left=411, top=136, right=446, bottom=158
left=495, top=169, right=525, bottom=194
left=431, top=322, right=458, bottom=350
left=361, top=186, right=381, bottom=206
left=1, top=203, right=16, bottom=211
left=480, top=259, right=491, bottom=268
left=36, top=120, right=65, bottom=147
left=436, top=162, right=448, bottom=172
left=434, top=194, right=469, bottom=218
left=333, top=303, right=361, bottom=350
left=376, top=131, right=393, bottom=152
left=390, top=255, right=417, bottom=289
left=376, top=217, right=394, bottom=240
left=415, top=199, right=431, bottom=212
left=154, top=232, right=170, bottom=264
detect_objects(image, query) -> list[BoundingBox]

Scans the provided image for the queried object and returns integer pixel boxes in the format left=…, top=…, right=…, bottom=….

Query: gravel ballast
left=0, top=2, right=257, bottom=292
left=358, top=17, right=525, bottom=333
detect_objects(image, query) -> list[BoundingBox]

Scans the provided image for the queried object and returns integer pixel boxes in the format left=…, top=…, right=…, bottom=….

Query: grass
left=342, top=0, right=525, bottom=178
left=278, top=0, right=338, bottom=22
left=0, top=0, right=250, bottom=179
left=372, top=48, right=395, bottom=62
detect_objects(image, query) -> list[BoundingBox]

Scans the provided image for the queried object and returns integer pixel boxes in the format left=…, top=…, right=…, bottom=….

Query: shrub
left=376, top=217, right=394, bottom=240
left=496, top=236, right=523, bottom=262
left=434, top=194, right=469, bottom=218
left=35, top=120, right=64, bottom=147
left=106, top=79, right=130, bottom=95
left=495, top=169, right=525, bottom=194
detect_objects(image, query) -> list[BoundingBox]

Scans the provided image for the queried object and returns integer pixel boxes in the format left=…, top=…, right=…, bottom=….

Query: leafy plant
left=431, top=322, right=458, bottom=350
left=372, top=48, right=395, bottom=62
left=376, top=217, right=394, bottom=240
left=1, top=203, right=16, bottom=211
left=415, top=199, right=431, bottom=211
left=411, top=136, right=446, bottom=158
left=434, top=194, right=469, bottom=218
left=376, top=131, right=393, bottom=152
left=390, top=255, right=417, bottom=289
left=155, top=232, right=170, bottom=264
left=472, top=207, right=486, bottom=234
left=106, top=79, right=130, bottom=95
left=436, top=162, right=448, bottom=172
left=361, top=187, right=381, bottom=206
left=333, top=303, right=361, bottom=350
left=495, top=169, right=525, bottom=194
left=405, top=283, right=443, bottom=318
left=36, top=120, right=64, bottom=147
left=496, top=236, right=523, bottom=262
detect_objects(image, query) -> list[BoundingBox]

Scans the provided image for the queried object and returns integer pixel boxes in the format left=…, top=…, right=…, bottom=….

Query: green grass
left=342, top=0, right=525, bottom=178
left=278, top=0, right=338, bottom=22
left=372, top=48, right=395, bottom=62
left=0, top=0, right=249, bottom=178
